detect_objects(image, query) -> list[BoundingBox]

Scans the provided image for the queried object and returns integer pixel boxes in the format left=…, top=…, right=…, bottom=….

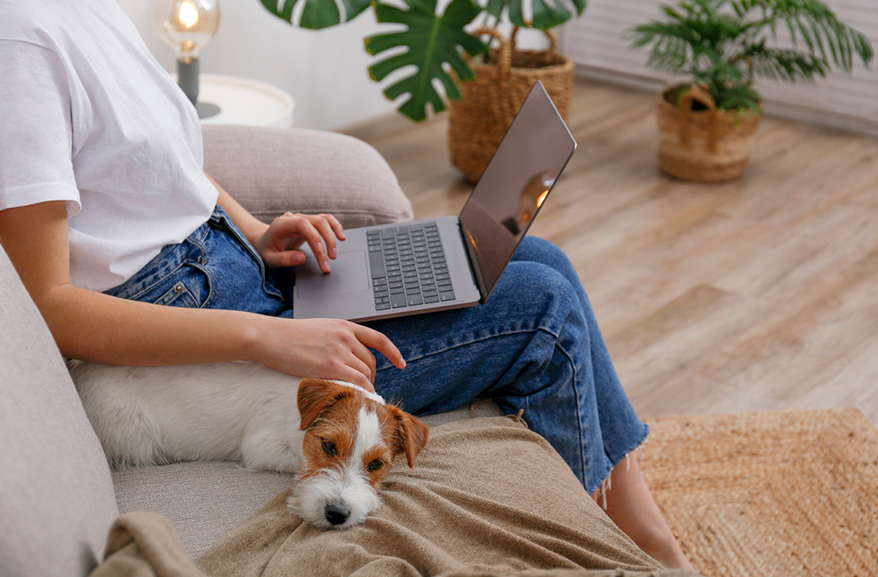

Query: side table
left=193, top=74, right=295, bottom=128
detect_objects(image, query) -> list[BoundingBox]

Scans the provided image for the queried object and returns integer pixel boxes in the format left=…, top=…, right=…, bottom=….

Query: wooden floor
left=340, top=78, right=878, bottom=424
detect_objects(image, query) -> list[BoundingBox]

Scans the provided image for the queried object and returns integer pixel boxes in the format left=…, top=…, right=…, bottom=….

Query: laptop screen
left=458, top=82, right=577, bottom=299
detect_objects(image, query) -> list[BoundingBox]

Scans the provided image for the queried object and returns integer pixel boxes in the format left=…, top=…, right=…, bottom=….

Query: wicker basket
left=657, top=84, right=762, bottom=182
left=448, top=27, right=575, bottom=183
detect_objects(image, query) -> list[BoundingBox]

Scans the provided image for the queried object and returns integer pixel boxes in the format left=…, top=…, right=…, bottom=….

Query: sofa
left=0, top=125, right=691, bottom=577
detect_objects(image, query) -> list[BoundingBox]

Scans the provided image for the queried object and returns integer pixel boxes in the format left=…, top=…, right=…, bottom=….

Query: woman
left=0, top=0, right=690, bottom=569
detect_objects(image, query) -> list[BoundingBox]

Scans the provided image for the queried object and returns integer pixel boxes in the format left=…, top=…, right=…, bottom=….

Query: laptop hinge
left=458, top=220, right=489, bottom=303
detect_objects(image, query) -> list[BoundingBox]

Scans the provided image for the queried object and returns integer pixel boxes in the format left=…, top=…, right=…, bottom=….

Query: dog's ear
left=388, top=406, right=429, bottom=468
left=297, top=379, right=352, bottom=430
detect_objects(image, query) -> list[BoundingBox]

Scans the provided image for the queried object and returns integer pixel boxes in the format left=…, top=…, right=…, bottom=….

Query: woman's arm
left=0, top=201, right=258, bottom=366
left=0, top=201, right=404, bottom=390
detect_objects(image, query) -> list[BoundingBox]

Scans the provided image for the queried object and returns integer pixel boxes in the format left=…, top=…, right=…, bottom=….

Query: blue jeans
left=106, top=207, right=648, bottom=493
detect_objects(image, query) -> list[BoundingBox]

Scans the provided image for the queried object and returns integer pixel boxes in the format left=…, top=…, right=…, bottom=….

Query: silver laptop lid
left=458, top=81, right=577, bottom=300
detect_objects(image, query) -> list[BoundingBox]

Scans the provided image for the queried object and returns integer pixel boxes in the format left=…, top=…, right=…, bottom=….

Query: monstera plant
left=258, top=0, right=586, bottom=121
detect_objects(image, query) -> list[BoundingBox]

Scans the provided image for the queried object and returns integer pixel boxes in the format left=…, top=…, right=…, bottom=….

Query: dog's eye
left=367, top=459, right=384, bottom=472
left=322, top=441, right=337, bottom=457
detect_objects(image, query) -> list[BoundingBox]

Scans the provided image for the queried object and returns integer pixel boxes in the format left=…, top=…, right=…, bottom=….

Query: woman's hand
left=254, top=212, right=346, bottom=273
left=251, top=316, right=406, bottom=392
left=208, top=174, right=344, bottom=273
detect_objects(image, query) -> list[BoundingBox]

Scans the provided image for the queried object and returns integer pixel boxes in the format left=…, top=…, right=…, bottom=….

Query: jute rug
left=642, top=408, right=878, bottom=577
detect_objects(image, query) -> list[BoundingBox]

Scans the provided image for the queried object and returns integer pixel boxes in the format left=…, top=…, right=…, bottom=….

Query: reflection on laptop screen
left=458, top=82, right=577, bottom=298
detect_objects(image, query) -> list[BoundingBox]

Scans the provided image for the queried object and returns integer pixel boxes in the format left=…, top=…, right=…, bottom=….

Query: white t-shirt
left=0, top=0, right=219, bottom=292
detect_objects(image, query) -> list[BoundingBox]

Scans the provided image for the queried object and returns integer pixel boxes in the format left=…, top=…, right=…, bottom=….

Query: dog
left=69, top=360, right=429, bottom=530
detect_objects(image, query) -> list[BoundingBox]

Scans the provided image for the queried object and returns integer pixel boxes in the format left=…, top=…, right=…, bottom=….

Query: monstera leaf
left=259, top=0, right=372, bottom=29
left=365, top=0, right=487, bottom=121
left=257, top=0, right=589, bottom=122
left=485, top=0, right=586, bottom=30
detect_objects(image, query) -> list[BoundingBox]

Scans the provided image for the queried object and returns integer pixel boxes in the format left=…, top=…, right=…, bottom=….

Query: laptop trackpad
left=297, top=250, right=370, bottom=295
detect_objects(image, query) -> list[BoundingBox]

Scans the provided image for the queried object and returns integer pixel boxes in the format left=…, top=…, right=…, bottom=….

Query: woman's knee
left=495, top=262, right=586, bottom=335
left=514, top=235, right=568, bottom=264
left=513, top=236, right=581, bottom=285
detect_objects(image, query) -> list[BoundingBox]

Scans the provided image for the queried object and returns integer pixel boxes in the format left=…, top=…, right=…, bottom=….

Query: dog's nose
left=324, top=502, right=351, bottom=526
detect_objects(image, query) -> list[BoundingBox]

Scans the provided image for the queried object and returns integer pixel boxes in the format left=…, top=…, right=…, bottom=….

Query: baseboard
left=336, top=66, right=878, bottom=140
left=575, top=64, right=878, bottom=138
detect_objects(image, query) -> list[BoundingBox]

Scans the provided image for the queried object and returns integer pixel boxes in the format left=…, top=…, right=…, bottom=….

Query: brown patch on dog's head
left=297, top=378, right=355, bottom=431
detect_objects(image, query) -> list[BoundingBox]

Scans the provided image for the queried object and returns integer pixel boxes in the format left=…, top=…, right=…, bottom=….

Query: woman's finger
left=320, top=213, right=346, bottom=242
left=349, top=340, right=378, bottom=383
left=261, top=249, right=306, bottom=269
left=354, top=325, right=406, bottom=370
left=289, top=218, right=331, bottom=272
left=308, top=215, right=340, bottom=260
left=338, top=363, right=376, bottom=393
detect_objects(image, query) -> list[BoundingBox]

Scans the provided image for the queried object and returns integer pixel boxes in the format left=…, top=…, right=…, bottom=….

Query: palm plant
left=630, top=0, right=873, bottom=112
left=258, top=0, right=587, bottom=121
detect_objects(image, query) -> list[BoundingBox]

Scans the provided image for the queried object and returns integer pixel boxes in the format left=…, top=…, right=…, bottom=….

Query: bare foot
left=592, top=450, right=695, bottom=571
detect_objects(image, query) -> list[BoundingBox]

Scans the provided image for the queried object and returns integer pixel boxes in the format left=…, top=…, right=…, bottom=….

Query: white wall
left=115, top=0, right=398, bottom=129
left=562, top=0, right=878, bottom=134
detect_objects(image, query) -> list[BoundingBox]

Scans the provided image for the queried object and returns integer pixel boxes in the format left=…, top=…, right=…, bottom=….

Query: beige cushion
left=418, top=399, right=502, bottom=428
left=0, top=247, right=119, bottom=577
left=113, top=463, right=293, bottom=560
left=202, top=125, right=413, bottom=228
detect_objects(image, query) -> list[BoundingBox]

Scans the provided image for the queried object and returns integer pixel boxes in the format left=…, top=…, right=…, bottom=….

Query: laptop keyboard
left=368, top=223, right=455, bottom=311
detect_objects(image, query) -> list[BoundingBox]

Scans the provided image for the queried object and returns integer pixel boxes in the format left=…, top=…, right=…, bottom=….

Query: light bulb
left=178, top=2, right=199, bottom=28
left=152, top=0, right=220, bottom=59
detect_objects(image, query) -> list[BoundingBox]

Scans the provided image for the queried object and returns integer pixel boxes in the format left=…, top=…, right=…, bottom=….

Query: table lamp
left=152, top=0, right=221, bottom=118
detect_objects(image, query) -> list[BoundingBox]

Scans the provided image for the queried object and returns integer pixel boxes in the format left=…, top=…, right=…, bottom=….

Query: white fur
left=69, top=360, right=387, bottom=529
left=352, top=407, right=382, bottom=467
left=288, top=405, right=387, bottom=530
left=333, top=380, right=386, bottom=405
left=289, top=464, right=381, bottom=531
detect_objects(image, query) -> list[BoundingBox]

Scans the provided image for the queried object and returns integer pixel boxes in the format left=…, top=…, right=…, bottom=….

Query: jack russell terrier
left=69, top=361, right=429, bottom=530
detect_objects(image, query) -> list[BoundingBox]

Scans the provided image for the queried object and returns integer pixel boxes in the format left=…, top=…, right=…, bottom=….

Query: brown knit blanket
left=89, top=417, right=699, bottom=577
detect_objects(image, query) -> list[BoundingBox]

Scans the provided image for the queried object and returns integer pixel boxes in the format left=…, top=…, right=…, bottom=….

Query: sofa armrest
left=0, top=247, right=120, bottom=577
left=201, top=125, right=413, bottom=229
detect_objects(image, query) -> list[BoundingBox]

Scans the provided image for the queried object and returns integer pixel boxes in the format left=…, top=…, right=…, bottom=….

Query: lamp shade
left=152, top=0, right=220, bottom=59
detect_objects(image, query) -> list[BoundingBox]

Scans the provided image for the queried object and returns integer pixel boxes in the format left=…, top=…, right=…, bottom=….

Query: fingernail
left=330, top=247, right=337, bottom=259
left=292, top=254, right=305, bottom=265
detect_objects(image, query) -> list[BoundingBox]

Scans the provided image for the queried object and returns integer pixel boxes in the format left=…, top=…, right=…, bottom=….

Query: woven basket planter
left=657, top=84, right=762, bottom=182
left=448, top=27, right=574, bottom=183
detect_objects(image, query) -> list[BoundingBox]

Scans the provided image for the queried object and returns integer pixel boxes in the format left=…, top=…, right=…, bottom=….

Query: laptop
left=292, top=81, right=577, bottom=322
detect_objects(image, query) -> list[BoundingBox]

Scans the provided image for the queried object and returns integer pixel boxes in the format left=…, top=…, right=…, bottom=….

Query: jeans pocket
left=154, top=281, right=199, bottom=308
left=131, top=263, right=215, bottom=309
